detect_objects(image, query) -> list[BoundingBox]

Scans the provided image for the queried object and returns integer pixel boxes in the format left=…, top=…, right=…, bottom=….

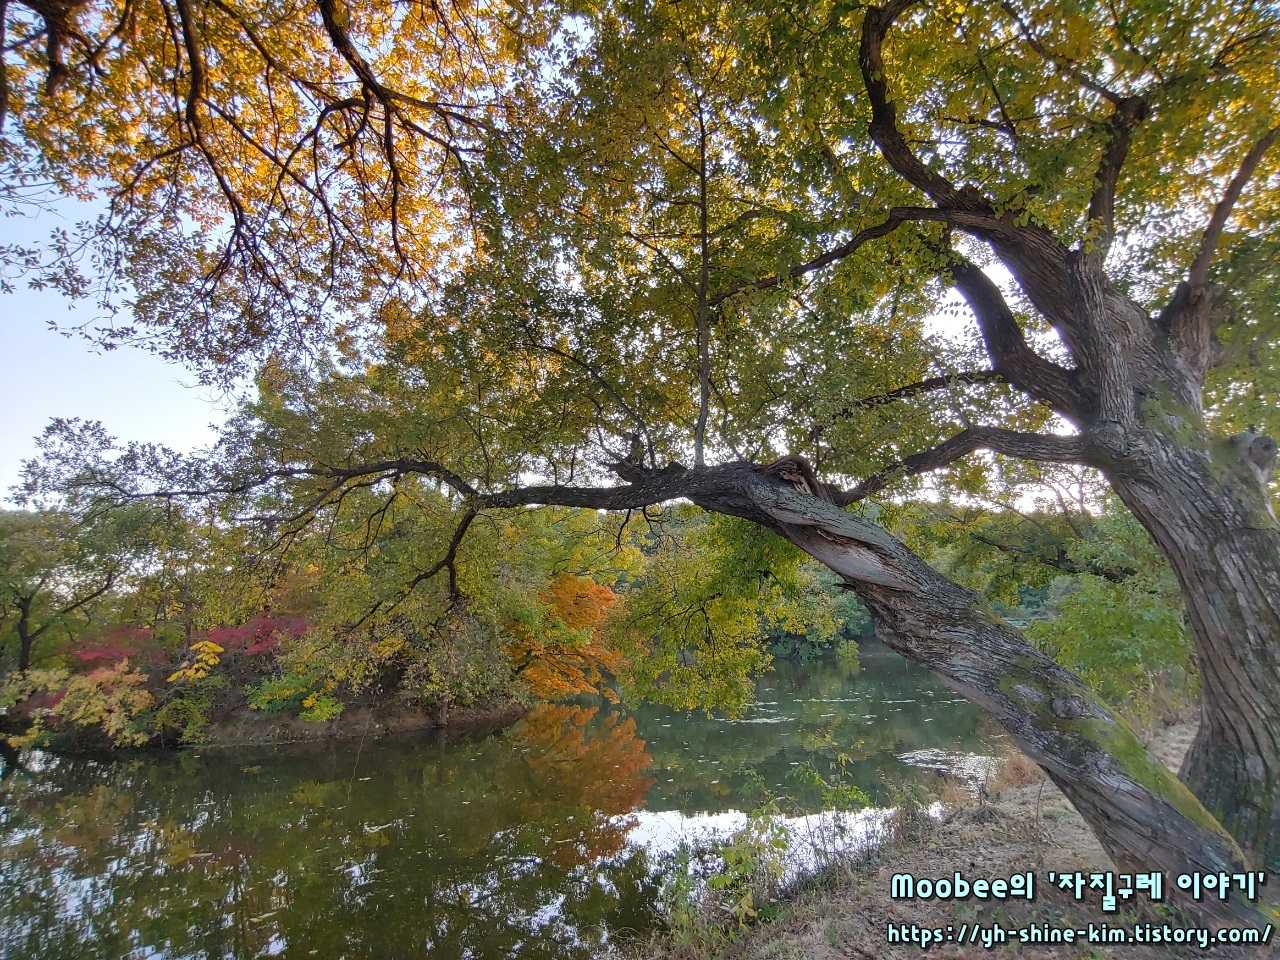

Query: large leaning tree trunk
left=940, top=237, right=1280, bottom=868
left=478, top=459, right=1264, bottom=922
left=1109, top=422, right=1280, bottom=864
left=820, top=0, right=1280, bottom=867
left=983, top=235, right=1280, bottom=869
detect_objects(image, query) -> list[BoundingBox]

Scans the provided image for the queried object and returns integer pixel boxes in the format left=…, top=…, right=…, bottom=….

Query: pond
left=0, top=642, right=1005, bottom=960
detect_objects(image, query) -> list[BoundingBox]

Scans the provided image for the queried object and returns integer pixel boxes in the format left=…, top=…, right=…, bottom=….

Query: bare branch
left=949, top=256, right=1083, bottom=421
left=352, top=506, right=477, bottom=626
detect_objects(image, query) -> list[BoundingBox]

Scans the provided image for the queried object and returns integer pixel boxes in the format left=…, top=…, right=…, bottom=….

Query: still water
left=0, top=643, right=1004, bottom=959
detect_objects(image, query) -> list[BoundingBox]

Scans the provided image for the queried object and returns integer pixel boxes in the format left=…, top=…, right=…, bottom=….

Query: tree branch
left=709, top=206, right=946, bottom=306
left=832, top=427, right=1088, bottom=505
left=1000, top=1, right=1128, bottom=106
left=694, top=92, right=711, bottom=468
left=352, top=507, right=478, bottom=626
left=949, top=256, right=1083, bottom=421
left=859, top=0, right=966, bottom=206
left=808, top=369, right=1002, bottom=443
left=1087, top=96, right=1148, bottom=247
left=969, top=532, right=1135, bottom=583
left=1188, top=125, right=1280, bottom=289
left=1158, top=124, right=1280, bottom=373
left=480, top=467, right=697, bottom=512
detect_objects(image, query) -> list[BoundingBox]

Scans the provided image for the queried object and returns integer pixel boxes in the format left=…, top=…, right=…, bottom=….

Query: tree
left=5, top=0, right=1280, bottom=910
left=0, top=506, right=153, bottom=672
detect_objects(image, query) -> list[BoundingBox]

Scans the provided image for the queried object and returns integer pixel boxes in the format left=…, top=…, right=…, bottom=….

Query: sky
left=0, top=207, right=226, bottom=500
left=0, top=198, right=1012, bottom=506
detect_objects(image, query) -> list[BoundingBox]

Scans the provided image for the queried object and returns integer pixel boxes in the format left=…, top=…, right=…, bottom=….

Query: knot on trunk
left=1231, top=432, right=1277, bottom=487
left=1050, top=694, right=1086, bottom=719
left=754, top=456, right=833, bottom=503
left=1085, top=420, right=1130, bottom=461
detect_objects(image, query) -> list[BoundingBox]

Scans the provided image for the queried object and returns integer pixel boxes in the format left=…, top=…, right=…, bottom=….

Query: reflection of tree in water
left=0, top=706, right=658, bottom=960
left=516, top=705, right=655, bottom=866
left=628, top=648, right=1000, bottom=811
left=1, top=655, right=1002, bottom=959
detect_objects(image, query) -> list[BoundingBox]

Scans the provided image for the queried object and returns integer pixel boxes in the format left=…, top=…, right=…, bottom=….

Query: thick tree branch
left=853, top=1, right=1088, bottom=356
left=470, top=459, right=1255, bottom=918
left=1157, top=125, right=1280, bottom=375
left=480, top=467, right=696, bottom=512
left=1087, top=96, right=1148, bottom=247
left=832, top=427, right=1088, bottom=506
left=859, top=0, right=966, bottom=207
left=949, top=257, right=1083, bottom=421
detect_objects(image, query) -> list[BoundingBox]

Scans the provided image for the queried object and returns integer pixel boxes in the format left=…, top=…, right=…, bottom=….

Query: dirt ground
left=637, top=723, right=1274, bottom=960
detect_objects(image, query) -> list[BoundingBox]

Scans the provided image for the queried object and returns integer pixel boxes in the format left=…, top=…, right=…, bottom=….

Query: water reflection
left=1, top=644, right=1004, bottom=960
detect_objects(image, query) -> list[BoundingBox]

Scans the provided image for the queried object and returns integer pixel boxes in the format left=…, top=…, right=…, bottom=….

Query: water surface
left=0, top=643, right=1004, bottom=959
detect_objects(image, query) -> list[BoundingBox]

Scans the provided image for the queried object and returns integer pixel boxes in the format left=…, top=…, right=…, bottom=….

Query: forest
left=1, top=0, right=1278, bottom=950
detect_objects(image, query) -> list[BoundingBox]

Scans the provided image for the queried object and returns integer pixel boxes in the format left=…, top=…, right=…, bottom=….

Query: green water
left=0, top=644, right=1003, bottom=960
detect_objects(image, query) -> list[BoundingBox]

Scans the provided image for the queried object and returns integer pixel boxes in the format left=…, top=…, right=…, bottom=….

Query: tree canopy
left=4, top=0, right=1280, bottom=912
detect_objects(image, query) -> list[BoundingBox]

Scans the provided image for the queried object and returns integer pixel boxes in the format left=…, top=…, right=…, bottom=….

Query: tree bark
left=974, top=211, right=1280, bottom=871
left=478, top=458, right=1265, bottom=918
left=847, top=2, right=1280, bottom=875
left=1108, top=428, right=1280, bottom=869
left=682, top=462, right=1264, bottom=922
left=480, top=457, right=1273, bottom=916
left=15, top=597, right=33, bottom=673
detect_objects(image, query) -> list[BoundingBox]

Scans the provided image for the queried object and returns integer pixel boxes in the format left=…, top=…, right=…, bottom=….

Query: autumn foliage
left=516, top=704, right=655, bottom=864
left=506, top=574, right=625, bottom=701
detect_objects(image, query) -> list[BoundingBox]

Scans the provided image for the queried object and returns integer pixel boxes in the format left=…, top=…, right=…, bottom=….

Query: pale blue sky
left=1, top=206, right=225, bottom=499
left=0, top=199, right=999, bottom=504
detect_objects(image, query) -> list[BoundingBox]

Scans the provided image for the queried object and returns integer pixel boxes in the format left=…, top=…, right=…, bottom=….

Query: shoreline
left=630, top=722, right=1267, bottom=959
left=4, top=698, right=529, bottom=755
left=200, top=699, right=529, bottom=748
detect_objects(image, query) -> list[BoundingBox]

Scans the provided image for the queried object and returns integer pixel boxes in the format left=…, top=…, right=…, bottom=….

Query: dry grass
left=988, top=747, right=1045, bottom=792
